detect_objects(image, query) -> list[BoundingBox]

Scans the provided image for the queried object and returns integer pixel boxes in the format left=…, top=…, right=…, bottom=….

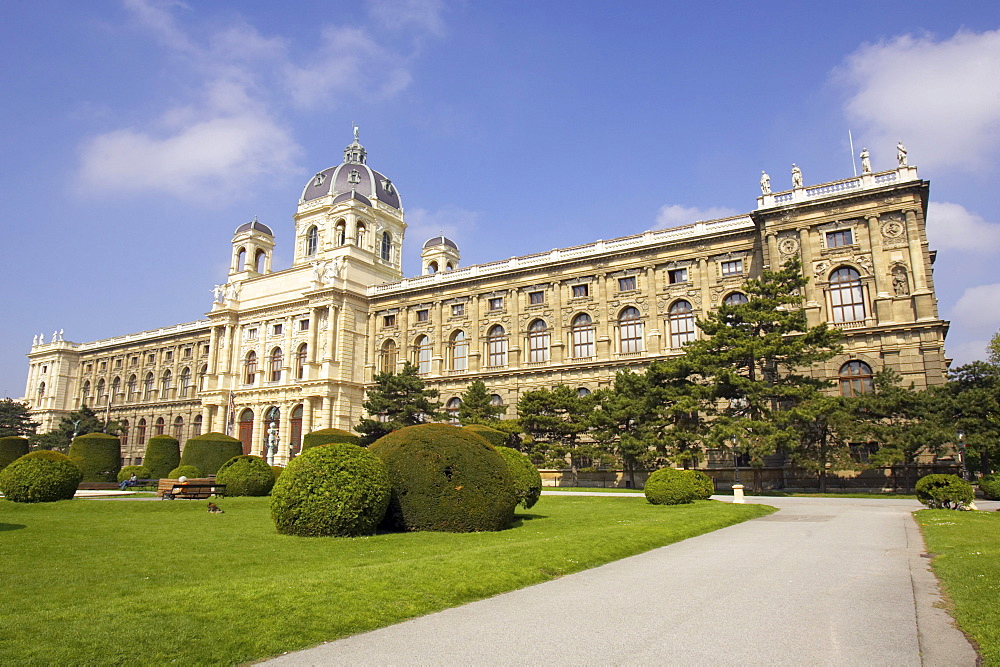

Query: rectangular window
left=529, top=291, right=544, bottom=305
left=130, top=356, right=138, bottom=366
left=202, top=344, right=210, bottom=356
left=383, top=314, right=396, bottom=327
left=99, top=361, right=107, bottom=371
left=826, top=229, right=854, bottom=248
left=572, top=284, right=589, bottom=298
left=165, top=350, right=173, bottom=361
left=86, top=364, right=93, bottom=373
left=668, top=268, right=688, bottom=284
left=416, top=309, right=429, bottom=322
left=451, top=303, right=465, bottom=317
left=114, top=359, right=122, bottom=369
left=272, top=324, right=283, bottom=336
left=721, top=260, right=743, bottom=277
left=247, top=328, right=257, bottom=340
left=618, top=276, right=636, bottom=292
left=183, top=347, right=192, bottom=358
left=299, top=319, right=310, bottom=331
left=489, top=297, right=504, bottom=311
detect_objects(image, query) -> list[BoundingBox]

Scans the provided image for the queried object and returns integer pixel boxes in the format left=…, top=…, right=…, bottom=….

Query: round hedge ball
left=688, top=470, right=715, bottom=500
left=68, top=432, right=121, bottom=482
left=461, top=424, right=508, bottom=448
left=270, top=443, right=391, bottom=537
left=915, top=474, right=975, bottom=509
left=979, top=473, right=1000, bottom=500
left=0, top=450, right=83, bottom=502
left=168, top=464, right=202, bottom=479
left=369, top=423, right=518, bottom=532
left=179, top=433, right=243, bottom=475
left=301, top=428, right=360, bottom=450
left=143, top=435, right=180, bottom=479
left=117, top=465, right=151, bottom=483
left=495, top=445, right=542, bottom=509
left=0, top=436, right=31, bottom=471
left=644, top=467, right=699, bottom=505
left=216, top=455, right=275, bottom=496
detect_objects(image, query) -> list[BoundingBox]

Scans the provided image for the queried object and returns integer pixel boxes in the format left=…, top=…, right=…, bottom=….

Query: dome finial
left=344, top=123, right=367, bottom=165
left=353, top=122, right=359, bottom=143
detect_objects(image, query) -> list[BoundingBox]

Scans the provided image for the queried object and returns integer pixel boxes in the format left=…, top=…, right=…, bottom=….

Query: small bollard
left=732, top=483, right=745, bottom=504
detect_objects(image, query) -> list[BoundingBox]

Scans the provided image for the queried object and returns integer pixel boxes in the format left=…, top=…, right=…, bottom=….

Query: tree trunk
left=819, top=467, right=827, bottom=493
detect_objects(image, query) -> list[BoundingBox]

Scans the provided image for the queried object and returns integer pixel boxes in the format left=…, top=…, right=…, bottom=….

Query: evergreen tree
left=28, top=405, right=122, bottom=452
left=591, top=369, right=664, bottom=488
left=517, top=385, right=597, bottom=478
left=0, top=398, right=39, bottom=437
left=356, top=362, right=443, bottom=445
left=988, top=331, right=1000, bottom=366
left=931, top=361, right=1000, bottom=475
left=784, top=394, right=858, bottom=492
left=457, top=380, right=506, bottom=425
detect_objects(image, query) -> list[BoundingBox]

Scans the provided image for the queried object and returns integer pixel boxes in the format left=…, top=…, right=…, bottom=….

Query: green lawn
left=0, top=495, right=772, bottom=664
left=543, top=486, right=645, bottom=493
left=918, top=509, right=1000, bottom=665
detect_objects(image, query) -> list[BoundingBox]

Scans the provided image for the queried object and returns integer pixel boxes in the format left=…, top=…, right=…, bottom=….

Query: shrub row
left=179, top=433, right=243, bottom=475
left=144, top=435, right=180, bottom=479
left=68, top=433, right=121, bottom=483
left=644, top=467, right=714, bottom=505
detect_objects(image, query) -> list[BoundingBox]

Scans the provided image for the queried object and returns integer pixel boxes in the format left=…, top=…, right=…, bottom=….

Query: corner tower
left=293, top=127, right=406, bottom=285
left=421, top=235, right=460, bottom=274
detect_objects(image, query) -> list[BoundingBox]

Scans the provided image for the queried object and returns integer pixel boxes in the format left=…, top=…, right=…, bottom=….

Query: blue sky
left=4, top=0, right=1000, bottom=398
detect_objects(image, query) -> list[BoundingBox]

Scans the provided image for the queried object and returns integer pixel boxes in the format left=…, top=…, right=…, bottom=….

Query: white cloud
left=367, top=0, right=446, bottom=36
left=948, top=339, right=991, bottom=366
left=655, top=204, right=740, bottom=229
left=926, top=201, right=1000, bottom=254
left=405, top=205, right=480, bottom=245
left=838, top=29, right=1000, bottom=171
left=950, top=283, right=1000, bottom=340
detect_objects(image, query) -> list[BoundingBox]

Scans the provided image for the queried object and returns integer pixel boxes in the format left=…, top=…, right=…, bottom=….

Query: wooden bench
left=158, top=478, right=226, bottom=500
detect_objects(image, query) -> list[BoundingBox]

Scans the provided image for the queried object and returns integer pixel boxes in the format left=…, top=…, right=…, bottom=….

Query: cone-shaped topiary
left=301, top=428, right=360, bottom=450
left=688, top=470, right=715, bottom=500
left=68, top=432, right=121, bottom=482
left=168, top=465, right=201, bottom=479
left=0, top=436, right=30, bottom=471
left=979, top=473, right=1000, bottom=500
left=644, top=467, right=698, bottom=505
left=271, top=443, right=391, bottom=537
left=144, top=435, right=180, bottom=479
left=495, top=445, right=542, bottom=509
left=179, top=432, right=243, bottom=475
left=0, top=450, right=83, bottom=502
left=369, top=423, right=517, bottom=532
left=117, top=465, right=151, bottom=483
left=915, top=474, right=975, bottom=509
left=216, top=455, right=275, bottom=496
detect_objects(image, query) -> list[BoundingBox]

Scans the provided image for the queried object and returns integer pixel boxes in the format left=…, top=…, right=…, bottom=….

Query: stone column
left=251, top=408, right=265, bottom=457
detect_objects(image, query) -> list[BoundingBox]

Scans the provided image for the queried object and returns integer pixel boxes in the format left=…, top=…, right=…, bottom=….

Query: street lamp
left=957, top=429, right=968, bottom=481
left=730, top=437, right=741, bottom=484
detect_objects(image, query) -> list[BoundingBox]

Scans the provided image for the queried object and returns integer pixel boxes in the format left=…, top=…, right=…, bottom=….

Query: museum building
left=23, top=134, right=949, bottom=465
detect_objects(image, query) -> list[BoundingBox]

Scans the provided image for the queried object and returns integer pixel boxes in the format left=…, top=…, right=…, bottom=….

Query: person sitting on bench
left=119, top=473, right=138, bottom=491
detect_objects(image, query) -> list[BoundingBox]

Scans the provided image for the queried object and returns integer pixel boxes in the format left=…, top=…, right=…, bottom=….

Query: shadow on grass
left=0, top=523, right=27, bottom=532
left=511, top=513, right=548, bottom=528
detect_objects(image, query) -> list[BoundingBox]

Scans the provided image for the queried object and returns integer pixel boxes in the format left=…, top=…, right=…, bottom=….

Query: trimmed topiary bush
left=916, top=474, right=975, bottom=509
left=0, top=436, right=30, bottom=471
left=179, top=432, right=243, bottom=475
left=462, top=424, right=508, bottom=448
left=117, top=465, right=151, bottom=483
left=979, top=473, right=1000, bottom=500
left=144, top=435, right=180, bottom=479
left=495, top=445, right=542, bottom=509
left=644, top=467, right=699, bottom=505
left=216, top=455, right=275, bottom=496
left=68, top=432, right=121, bottom=482
left=270, top=443, right=391, bottom=537
left=301, top=428, right=360, bottom=450
left=271, top=466, right=284, bottom=481
left=688, top=470, right=715, bottom=500
left=168, top=464, right=201, bottom=479
left=0, top=450, right=83, bottom=502
left=369, top=423, right=518, bottom=532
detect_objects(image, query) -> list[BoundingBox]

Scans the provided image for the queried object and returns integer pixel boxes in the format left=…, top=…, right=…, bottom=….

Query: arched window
left=487, top=325, right=507, bottom=367
left=839, top=360, right=874, bottom=397
left=449, top=330, right=468, bottom=371
left=237, top=247, right=247, bottom=270
left=136, top=419, right=147, bottom=445
left=490, top=394, right=505, bottom=417
left=198, top=364, right=208, bottom=391
left=619, top=307, right=643, bottom=354
left=577, top=387, right=591, bottom=398
left=724, top=292, right=749, bottom=306
left=428, top=260, right=439, bottom=274
left=668, top=300, right=696, bottom=348
left=96, top=378, right=105, bottom=405
left=446, top=262, right=454, bottom=271
left=446, top=397, right=462, bottom=424
left=111, top=376, right=121, bottom=400
left=161, top=370, right=172, bottom=395
left=571, top=313, right=594, bottom=358
left=120, top=419, right=129, bottom=449
left=305, top=225, right=318, bottom=256
left=254, top=249, right=266, bottom=273
left=830, top=267, right=866, bottom=323
left=179, top=367, right=191, bottom=397
left=82, top=380, right=91, bottom=405
left=414, top=336, right=432, bottom=375
left=335, top=220, right=347, bottom=246
left=528, top=319, right=549, bottom=363
left=356, top=222, right=367, bottom=247
left=37, top=381, right=46, bottom=400
left=126, top=375, right=137, bottom=401
left=172, top=416, right=184, bottom=438
left=244, top=351, right=257, bottom=385
left=381, top=231, right=391, bottom=261
left=192, top=414, right=203, bottom=437
left=380, top=340, right=397, bottom=374
left=154, top=417, right=165, bottom=436
left=295, top=343, right=308, bottom=379
left=142, top=373, right=154, bottom=399
left=269, top=347, right=283, bottom=382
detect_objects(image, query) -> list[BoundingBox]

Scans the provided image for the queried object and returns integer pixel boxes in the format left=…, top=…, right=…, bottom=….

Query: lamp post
left=729, top=436, right=745, bottom=504
left=957, top=429, right=968, bottom=481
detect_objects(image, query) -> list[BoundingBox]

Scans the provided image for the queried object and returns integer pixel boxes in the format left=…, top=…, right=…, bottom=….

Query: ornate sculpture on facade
left=760, top=170, right=771, bottom=194
left=892, top=266, right=910, bottom=296
left=224, top=283, right=240, bottom=302
left=311, top=258, right=344, bottom=285
left=860, top=148, right=871, bottom=174
left=32, top=334, right=37, bottom=346
left=212, top=284, right=225, bottom=304
left=266, top=421, right=279, bottom=466
left=791, top=164, right=803, bottom=188
left=897, top=141, right=907, bottom=167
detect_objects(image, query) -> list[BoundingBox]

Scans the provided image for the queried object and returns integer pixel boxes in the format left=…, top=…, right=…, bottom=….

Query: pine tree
left=356, top=362, right=443, bottom=445
left=517, top=385, right=597, bottom=479
left=0, top=398, right=39, bottom=437
left=457, top=380, right=506, bottom=425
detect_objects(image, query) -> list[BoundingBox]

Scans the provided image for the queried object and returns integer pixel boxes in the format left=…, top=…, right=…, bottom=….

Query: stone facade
left=24, top=137, right=948, bottom=466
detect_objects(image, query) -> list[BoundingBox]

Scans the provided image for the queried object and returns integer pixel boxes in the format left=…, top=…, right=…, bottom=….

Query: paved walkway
left=265, top=496, right=981, bottom=666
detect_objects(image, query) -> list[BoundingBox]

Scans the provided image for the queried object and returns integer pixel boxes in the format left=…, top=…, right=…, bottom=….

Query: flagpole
left=848, top=130, right=857, bottom=177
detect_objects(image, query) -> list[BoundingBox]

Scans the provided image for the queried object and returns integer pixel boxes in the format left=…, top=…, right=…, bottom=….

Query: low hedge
left=144, top=435, right=180, bottom=479
left=689, top=470, right=715, bottom=500
left=117, top=465, right=151, bottom=483
left=0, top=450, right=83, bottom=502
left=301, top=428, right=360, bottom=450
left=369, top=423, right=517, bottom=532
left=979, top=473, right=1000, bottom=500
left=68, top=432, right=121, bottom=482
left=216, top=455, right=275, bottom=496
left=644, top=467, right=700, bottom=505
left=0, top=436, right=30, bottom=471
left=270, top=443, right=391, bottom=537
left=168, top=465, right=202, bottom=479
left=916, top=474, right=975, bottom=509
left=179, top=433, right=243, bottom=475
left=495, top=445, right=542, bottom=509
